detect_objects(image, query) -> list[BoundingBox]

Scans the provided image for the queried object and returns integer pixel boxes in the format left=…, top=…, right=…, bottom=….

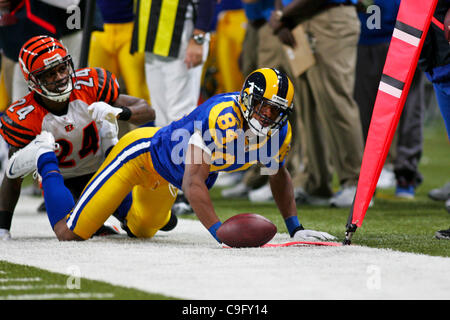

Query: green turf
left=0, top=260, right=177, bottom=300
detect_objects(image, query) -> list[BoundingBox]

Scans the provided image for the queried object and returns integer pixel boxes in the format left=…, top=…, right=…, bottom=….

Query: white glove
left=0, top=228, right=11, bottom=240
left=99, top=121, right=119, bottom=155
left=87, top=102, right=122, bottom=124
left=293, top=229, right=336, bottom=241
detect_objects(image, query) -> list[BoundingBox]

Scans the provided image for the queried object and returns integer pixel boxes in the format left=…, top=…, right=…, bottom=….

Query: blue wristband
left=285, top=216, right=302, bottom=237
left=208, top=221, right=222, bottom=243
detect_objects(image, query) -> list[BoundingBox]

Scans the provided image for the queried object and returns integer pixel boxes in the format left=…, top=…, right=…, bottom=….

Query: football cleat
left=6, top=131, right=58, bottom=179
left=171, top=193, right=194, bottom=216
left=92, top=224, right=121, bottom=237
left=160, top=212, right=178, bottom=232
left=0, top=228, right=11, bottom=241
left=428, top=182, right=450, bottom=201
left=435, top=228, right=450, bottom=240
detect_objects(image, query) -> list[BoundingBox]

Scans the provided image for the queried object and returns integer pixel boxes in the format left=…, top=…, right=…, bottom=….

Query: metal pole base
left=343, top=224, right=357, bottom=245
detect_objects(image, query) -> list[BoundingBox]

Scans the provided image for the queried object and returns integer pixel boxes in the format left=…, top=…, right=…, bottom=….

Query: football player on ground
left=6, top=67, right=336, bottom=243
left=0, top=35, right=156, bottom=240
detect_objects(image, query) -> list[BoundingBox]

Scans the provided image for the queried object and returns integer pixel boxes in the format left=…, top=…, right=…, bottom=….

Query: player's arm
left=269, top=165, right=297, bottom=220
left=0, top=147, right=23, bottom=239
left=182, top=143, right=222, bottom=243
left=269, top=165, right=336, bottom=241
left=113, top=94, right=155, bottom=126
left=88, top=68, right=155, bottom=126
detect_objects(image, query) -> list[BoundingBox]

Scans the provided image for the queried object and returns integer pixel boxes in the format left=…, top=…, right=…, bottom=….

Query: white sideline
left=4, top=293, right=114, bottom=300
left=1, top=195, right=450, bottom=300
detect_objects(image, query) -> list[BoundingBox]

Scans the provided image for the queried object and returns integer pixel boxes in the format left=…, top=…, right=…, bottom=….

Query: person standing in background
left=269, top=0, right=365, bottom=208
left=131, top=0, right=215, bottom=127
left=88, top=0, right=150, bottom=107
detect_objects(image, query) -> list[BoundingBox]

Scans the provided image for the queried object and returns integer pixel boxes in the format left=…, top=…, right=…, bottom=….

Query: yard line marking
left=0, top=277, right=42, bottom=282
left=3, top=292, right=114, bottom=300
left=0, top=271, right=6, bottom=274
left=0, top=284, right=67, bottom=290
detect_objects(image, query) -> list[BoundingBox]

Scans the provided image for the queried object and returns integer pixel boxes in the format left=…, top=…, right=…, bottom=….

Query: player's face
left=252, top=101, right=280, bottom=128
left=37, top=62, right=71, bottom=94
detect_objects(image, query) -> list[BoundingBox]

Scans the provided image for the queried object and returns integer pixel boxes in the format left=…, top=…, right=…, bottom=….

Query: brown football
left=217, top=213, right=277, bottom=248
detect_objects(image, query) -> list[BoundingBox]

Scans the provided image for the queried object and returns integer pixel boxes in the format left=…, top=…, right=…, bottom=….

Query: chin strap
left=248, top=118, right=270, bottom=136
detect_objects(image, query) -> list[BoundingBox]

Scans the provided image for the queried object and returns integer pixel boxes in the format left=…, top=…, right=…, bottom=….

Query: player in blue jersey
left=6, top=68, right=336, bottom=243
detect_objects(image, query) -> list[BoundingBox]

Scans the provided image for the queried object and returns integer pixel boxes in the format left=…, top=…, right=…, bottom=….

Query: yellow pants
left=0, top=56, right=10, bottom=112
left=215, top=9, right=247, bottom=93
left=68, top=127, right=177, bottom=239
left=88, top=22, right=150, bottom=103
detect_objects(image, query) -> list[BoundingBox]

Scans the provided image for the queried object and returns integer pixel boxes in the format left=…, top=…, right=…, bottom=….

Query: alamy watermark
left=65, top=4, right=385, bottom=31
left=170, top=123, right=283, bottom=175
left=66, top=4, right=82, bottom=30
left=366, top=265, right=381, bottom=290
left=365, top=5, right=381, bottom=30
left=66, top=265, right=81, bottom=290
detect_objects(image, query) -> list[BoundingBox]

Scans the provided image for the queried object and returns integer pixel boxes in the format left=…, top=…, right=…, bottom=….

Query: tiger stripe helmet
left=18, top=35, right=75, bottom=102
left=239, top=68, right=294, bottom=136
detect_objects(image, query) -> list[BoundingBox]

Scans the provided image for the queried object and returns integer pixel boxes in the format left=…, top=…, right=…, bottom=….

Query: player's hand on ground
left=293, top=229, right=336, bottom=241
left=88, top=102, right=122, bottom=123
left=0, top=228, right=11, bottom=240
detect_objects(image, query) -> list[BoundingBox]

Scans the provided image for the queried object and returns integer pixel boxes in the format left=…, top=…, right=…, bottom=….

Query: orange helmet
left=239, top=68, right=294, bottom=136
left=18, top=35, right=75, bottom=102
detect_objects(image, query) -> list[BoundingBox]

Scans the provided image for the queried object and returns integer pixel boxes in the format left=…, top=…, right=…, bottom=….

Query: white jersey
left=0, top=67, right=120, bottom=179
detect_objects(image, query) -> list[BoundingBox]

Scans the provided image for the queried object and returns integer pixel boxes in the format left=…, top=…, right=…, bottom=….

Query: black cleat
left=435, top=228, right=450, bottom=240
left=92, top=224, right=120, bottom=237
left=171, top=193, right=194, bottom=215
left=120, top=223, right=137, bottom=238
left=37, top=201, right=46, bottom=213
left=160, top=212, right=178, bottom=232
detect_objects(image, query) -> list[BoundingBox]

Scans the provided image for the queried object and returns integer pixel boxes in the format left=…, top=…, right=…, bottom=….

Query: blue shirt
left=282, top=0, right=357, bottom=6
left=243, top=0, right=273, bottom=21
left=96, top=0, right=134, bottom=24
left=149, top=93, right=292, bottom=189
left=210, top=0, right=243, bottom=30
left=358, top=0, right=401, bottom=45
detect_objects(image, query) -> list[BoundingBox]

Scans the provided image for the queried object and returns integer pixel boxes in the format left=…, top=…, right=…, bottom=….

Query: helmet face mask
left=239, top=68, right=294, bottom=136
left=30, top=55, right=75, bottom=102
left=19, top=36, right=76, bottom=103
left=247, top=93, right=290, bottom=130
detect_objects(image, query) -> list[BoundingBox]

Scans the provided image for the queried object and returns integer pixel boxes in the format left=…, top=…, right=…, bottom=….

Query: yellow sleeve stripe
left=138, top=0, right=152, bottom=53
left=275, top=121, right=292, bottom=163
left=153, top=0, right=179, bottom=56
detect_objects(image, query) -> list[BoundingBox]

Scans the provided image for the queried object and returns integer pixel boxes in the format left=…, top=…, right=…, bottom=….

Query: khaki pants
left=298, top=5, right=364, bottom=197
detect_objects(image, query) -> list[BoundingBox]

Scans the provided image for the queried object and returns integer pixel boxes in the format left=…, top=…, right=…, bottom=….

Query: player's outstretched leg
left=6, top=131, right=81, bottom=240
left=37, top=151, right=81, bottom=240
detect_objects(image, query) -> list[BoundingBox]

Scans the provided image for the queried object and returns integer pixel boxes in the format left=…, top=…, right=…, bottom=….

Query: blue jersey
left=149, top=93, right=292, bottom=190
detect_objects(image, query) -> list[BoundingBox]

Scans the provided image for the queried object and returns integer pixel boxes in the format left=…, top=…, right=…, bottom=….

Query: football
left=217, top=213, right=277, bottom=248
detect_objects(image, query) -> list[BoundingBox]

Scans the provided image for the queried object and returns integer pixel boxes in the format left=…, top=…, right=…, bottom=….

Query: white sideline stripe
left=392, top=28, right=420, bottom=47
left=0, top=284, right=67, bottom=290
left=379, top=81, right=402, bottom=98
left=2, top=292, right=114, bottom=300
left=67, top=140, right=151, bottom=229
left=0, top=277, right=41, bottom=283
